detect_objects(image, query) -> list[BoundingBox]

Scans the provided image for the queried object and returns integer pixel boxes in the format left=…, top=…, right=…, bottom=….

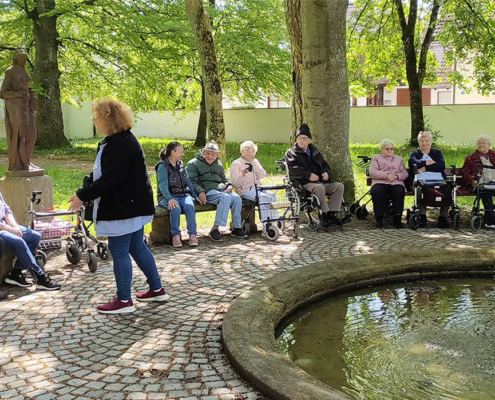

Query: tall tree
left=185, top=0, right=226, bottom=160
left=285, top=0, right=304, bottom=142
left=348, top=0, right=495, bottom=145
left=300, top=0, right=355, bottom=200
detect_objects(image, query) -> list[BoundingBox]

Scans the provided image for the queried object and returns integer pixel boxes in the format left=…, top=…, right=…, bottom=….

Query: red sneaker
left=136, top=287, right=170, bottom=302
left=97, top=296, right=136, bottom=314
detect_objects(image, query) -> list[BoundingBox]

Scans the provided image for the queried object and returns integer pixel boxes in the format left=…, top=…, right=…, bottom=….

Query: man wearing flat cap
left=285, top=123, right=345, bottom=227
left=186, top=140, right=248, bottom=241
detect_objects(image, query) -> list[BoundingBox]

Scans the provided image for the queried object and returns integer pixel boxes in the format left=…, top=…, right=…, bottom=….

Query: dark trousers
left=371, top=184, right=405, bottom=218
left=480, top=193, right=495, bottom=224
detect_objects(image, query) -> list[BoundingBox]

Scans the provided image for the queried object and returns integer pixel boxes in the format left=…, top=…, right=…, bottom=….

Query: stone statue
left=0, top=47, right=43, bottom=176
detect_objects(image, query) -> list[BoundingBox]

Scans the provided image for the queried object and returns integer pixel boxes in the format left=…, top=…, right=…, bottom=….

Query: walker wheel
left=97, top=242, right=109, bottom=260
left=276, top=220, right=286, bottom=232
left=66, top=245, right=82, bottom=264
left=37, top=250, right=47, bottom=266
left=355, top=206, right=369, bottom=220
left=35, top=255, right=45, bottom=272
left=144, top=234, right=151, bottom=249
left=241, top=221, right=251, bottom=235
left=470, top=215, right=482, bottom=232
left=87, top=251, right=98, bottom=273
left=349, top=202, right=359, bottom=215
left=266, top=225, right=280, bottom=241
left=409, top=214, right=420, bottom=231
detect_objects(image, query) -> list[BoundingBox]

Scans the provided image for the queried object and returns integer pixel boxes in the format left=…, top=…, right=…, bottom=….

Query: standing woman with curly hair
left=69, top=99, right=169, bottom=314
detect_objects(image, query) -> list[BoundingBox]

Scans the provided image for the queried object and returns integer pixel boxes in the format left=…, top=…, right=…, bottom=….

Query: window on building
left=268, top=95, right=290, bottom=108
left=437, top=91, right=452, bottom=105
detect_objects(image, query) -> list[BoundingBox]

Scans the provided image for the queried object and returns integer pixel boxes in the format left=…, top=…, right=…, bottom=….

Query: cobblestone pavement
left=1, top=226, right=494, bottom=400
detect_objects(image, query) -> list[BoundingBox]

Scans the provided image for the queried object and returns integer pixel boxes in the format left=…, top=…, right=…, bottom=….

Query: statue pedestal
left=0, top=175, right=53, bottom=226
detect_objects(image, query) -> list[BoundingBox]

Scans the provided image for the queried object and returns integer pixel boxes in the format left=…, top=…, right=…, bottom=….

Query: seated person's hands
left=309, top=173, right=319, bottom=182
left=322, top=172, right=329, bottom=181
left=168, top=199, right=179, bottom=209
left=225, top=184, right=233, bottom=193
left=386, top=173, right=397, bottom=182
left=418, top=167, right=426, bottom=173
left=240, top=168, right=248, bottom=177
left=472, top=179, right=478, bottom=188
left=426, top=160, right=436, bottom=166
left=197, top=192, right=207, bottom=205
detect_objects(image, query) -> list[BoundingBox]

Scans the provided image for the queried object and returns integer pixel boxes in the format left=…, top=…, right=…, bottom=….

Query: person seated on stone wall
left=285, top=123, right=345, bottom=227
left=0, top=190, right=61, bottom=290
left=369, top=139, right=408, bottom=229
left=459, top=134, right=495, bottom=229
left=156, top=141, right=199, bottom=248
left=408, top=131, right=449, bottom=229
left=230, top=140, right=278, bottom=237
left=186, top=140, right=248, bottom=242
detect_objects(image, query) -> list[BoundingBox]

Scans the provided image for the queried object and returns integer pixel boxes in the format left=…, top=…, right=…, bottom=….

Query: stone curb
left=222, top=247, right=495, bottom=400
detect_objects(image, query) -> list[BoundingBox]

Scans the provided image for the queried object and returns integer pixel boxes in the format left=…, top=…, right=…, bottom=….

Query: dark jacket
left=155, top=159, right=197, bottom=204
left=186, top=150, right=231, bottom=194
left=459, top=150, right=495, bottom=194
left=407, top=148, right=447, bottom=189
left=285, top=143, right=332, bottom=185
left=77, top=130, right=155, bottom=222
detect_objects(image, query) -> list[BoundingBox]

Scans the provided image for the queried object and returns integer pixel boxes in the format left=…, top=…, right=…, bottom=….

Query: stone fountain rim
left=221, top=247, right=495, bottom=400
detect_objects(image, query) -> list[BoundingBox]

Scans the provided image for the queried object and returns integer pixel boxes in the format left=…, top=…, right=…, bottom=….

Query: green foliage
left=347, top=0, right=495, bottom=98
left=0, top=0, right=290, bottom=114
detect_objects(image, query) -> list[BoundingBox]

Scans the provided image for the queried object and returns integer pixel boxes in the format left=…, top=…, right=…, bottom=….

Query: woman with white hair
left=459, top=134, right=495, bottom=228
left=408, top=131, right=449, bottom=228
left=369, top=139, right=408, bottom=228
left=230, top=141, right=277, bottom=235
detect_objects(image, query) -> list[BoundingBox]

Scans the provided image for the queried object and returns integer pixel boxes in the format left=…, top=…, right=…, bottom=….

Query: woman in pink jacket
left=230, top=141, right=277, bottom=236
left=369, top=139, right=409, bottom=229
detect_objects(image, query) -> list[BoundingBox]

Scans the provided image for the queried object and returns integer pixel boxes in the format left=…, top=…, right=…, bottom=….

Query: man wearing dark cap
left=285, top=123, right=345, bottom=227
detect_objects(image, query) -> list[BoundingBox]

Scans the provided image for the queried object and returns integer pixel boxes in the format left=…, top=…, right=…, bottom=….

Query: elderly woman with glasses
left=230, top=141, right=277, bottom=235
left=459, top=134, right=495, bottom=228
left=369, top=139, right=408, bottom=228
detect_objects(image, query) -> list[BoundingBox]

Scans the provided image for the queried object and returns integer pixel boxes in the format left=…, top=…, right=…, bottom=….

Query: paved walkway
left=1, top=226, right=494, bottom=400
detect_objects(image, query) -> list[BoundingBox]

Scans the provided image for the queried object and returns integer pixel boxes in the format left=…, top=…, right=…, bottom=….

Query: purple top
left=0, top=191, right=13, bottom=225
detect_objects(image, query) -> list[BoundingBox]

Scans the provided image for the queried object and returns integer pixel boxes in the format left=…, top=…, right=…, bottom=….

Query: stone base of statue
left=5, top=168, right=45, bottom=178
left=0, top=175, right=53, bottom=226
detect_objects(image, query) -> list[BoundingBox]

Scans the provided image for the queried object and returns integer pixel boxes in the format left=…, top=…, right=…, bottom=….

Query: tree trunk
left=33, top=0, right=68, bottom=148
left=284, top=0, right=304, bottom=143
left=195, top=84, right=208, bottom=148
left=185, top=0, right=226, bottom=161
left=301, top=0, right=355, bottom=201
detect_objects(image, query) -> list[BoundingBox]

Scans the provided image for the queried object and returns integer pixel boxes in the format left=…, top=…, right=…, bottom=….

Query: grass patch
left=1, top=138, right=479, bottom=230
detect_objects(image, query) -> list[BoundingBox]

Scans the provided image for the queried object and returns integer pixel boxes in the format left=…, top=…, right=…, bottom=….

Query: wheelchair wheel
left=409, top=214, right=420, bottom=231
left=470, top=215, right=482, bottom=232
left=241, top=221, right=251, bottom=235
left=66, top=245, right=82, bottom=264
left=266, top=225, right=280, bottom=241
left=293, top=223, right=300, bottom=238
left=97, top=242, right=109, bottom=260
left=276, top=220, right=286, bottom=232
left=87, top=251, right=98, bottom=273
left=349, top=202, right=359, bottom=215
left=453, top=213, right=461, bottom=230
left=355, top=206, right=369, bottom=220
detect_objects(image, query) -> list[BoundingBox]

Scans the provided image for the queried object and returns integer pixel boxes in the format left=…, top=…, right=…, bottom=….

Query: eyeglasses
left=297, top=136, right=311, bottom=141
left=384, top=147, right=394, bottom=150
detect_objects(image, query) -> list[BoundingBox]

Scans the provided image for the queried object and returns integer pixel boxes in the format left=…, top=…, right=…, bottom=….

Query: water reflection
left=277, top=278, right=495, bottom=400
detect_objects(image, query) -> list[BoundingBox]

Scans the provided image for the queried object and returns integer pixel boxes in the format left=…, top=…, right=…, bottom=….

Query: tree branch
left=393, top=0, right=408, bottom=34
left=462, top=0, right=495, bottom=42
left=418, top=0, right=441, bottom=83
left=347, top=0, right=372, bottom=49
left=408, top=0, right=418, bottom=36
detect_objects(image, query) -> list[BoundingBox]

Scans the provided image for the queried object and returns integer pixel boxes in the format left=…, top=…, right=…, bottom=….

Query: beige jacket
left=230, top=157, right=268, bottom=196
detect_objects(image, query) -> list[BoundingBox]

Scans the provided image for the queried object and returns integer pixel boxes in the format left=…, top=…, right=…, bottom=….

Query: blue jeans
left=242, top=189, right=278, bottom=223
left=159, top=195, right=197, bottom=236
left=0, top=225, right=44, bottom=275
left=206, top=190, right=242, bottom=228
left=107, top=226, right=162, bottom=300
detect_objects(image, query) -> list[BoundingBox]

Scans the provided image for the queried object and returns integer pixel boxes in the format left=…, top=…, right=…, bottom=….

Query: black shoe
left=5, top=271, right=32, bottom=288
left=328, top=212, right=343, bottom=226
left=36, top=274, right=61, bottom=291
left=438, top=216, right=450, bottom=229
left=419, top=215, right=427, bottom=228
left=231, top=228, right=248, bottom=239
left=376, top=217, right=384, bottom=229
left=320, top=212, right=331, bottom=227
left=0, top=291, right=7, bottom=300
left=209, top=229, right=223, bottom=242
left=393, top=216, right=404, bottom=229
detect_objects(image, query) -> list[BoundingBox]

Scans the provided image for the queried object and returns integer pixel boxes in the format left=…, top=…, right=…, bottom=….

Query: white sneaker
left=485, top=223, right=495, bottom=229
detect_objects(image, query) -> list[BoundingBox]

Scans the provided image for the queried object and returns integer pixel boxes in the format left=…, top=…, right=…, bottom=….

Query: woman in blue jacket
left=156, top=141, right=199, bottom=248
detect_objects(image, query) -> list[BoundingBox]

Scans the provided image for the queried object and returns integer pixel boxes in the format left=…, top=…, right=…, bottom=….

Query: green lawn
left=0, top=138, right=478, bottom=230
